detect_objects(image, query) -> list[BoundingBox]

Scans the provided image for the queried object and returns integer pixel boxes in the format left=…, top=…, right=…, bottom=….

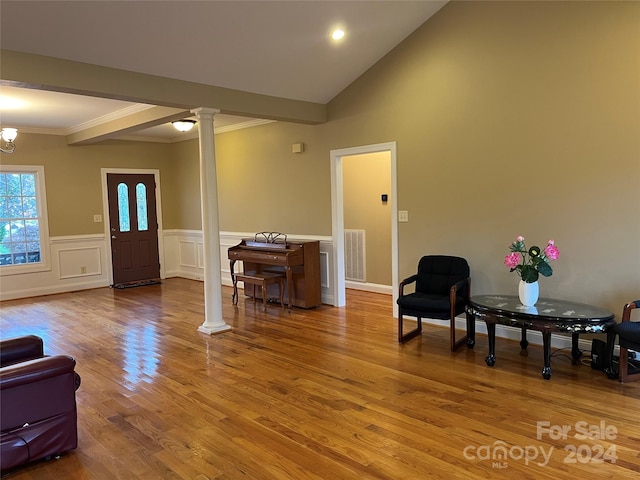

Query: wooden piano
left=228, top=233, right=321, bottom=309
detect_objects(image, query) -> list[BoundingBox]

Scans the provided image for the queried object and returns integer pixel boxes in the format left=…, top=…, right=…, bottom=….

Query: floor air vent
left=344, top=229, right=366, bottom=282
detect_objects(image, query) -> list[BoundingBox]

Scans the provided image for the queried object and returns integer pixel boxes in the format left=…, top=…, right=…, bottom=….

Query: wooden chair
left=606, top=300, right=640, bottom=382
left=397, top=255, right=471, bottom=351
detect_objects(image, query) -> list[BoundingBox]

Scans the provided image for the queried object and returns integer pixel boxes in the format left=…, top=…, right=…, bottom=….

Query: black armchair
left=606, top=300, right=640, bottom=382
left=397, top=255, right=471, bottom=351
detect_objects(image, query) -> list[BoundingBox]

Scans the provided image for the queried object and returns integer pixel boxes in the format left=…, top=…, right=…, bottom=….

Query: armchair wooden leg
left=398, top=314, right=422, bottom=343
left=450, top=315, right=468, bottom=352
left=605, top=330, right=618, bottom=380
left=605, top=333, right=640, bottom=382
left=616, top=346, right=640, bottom=383
left=619, top=345, right=629, bottom=383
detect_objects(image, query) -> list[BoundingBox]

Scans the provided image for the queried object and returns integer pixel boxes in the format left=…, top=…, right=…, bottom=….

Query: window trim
left=0, top=165, right=51, bottom=275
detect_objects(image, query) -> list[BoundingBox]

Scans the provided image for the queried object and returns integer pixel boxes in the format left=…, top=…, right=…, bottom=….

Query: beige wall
left=211, top=0, right=640, bottom=312
left=1, top=134, right=175, bottom=236
left=213, top=122, right=332, bottom=234
left=325, top=0, right=640, bottom=311
left=164, top=139, right=202, bottom=230
left=343, top=152, right=392, bottom=286
left=2, top=1, right=638, bottom=315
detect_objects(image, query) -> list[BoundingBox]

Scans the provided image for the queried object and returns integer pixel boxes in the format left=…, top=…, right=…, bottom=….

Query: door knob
left=111, top=235, right=117, bottom=239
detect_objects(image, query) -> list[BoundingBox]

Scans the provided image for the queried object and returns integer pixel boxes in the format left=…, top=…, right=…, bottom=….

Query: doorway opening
left=330, top=142, right=398, bottom=317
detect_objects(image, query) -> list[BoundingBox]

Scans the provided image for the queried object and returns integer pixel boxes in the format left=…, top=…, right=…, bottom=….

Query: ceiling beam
left=0, top=49, right=327, bottom=125
left=66, top=106, right=190, bottom=145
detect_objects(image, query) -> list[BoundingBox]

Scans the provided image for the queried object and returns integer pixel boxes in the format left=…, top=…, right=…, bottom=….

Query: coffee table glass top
left=470, top=295, right=614, bottom=322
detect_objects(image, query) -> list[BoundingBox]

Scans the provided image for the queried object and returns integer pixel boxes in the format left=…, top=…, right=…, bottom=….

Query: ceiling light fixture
left=172, top=120, right=197, bottom=132
left=0, top=96, right=26, bottom=110
left=0, top=128, right=18, bottom=154
left=331, top=29, right=345, bottom=41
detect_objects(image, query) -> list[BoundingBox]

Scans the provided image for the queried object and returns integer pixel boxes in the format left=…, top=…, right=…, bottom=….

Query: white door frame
left=330, top=142, right=398, bottom=316
left=100, top=168, right=165, bottom=285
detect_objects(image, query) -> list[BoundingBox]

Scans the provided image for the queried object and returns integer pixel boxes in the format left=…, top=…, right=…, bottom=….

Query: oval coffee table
left=466, top=295, right=615, bottom=379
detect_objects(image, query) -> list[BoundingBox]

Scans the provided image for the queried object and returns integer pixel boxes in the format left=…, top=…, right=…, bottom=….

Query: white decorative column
left=192, top=107, right=232, bottom=335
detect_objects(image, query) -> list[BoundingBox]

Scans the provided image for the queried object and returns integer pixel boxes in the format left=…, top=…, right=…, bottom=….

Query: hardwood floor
left=1, top=278, right=638, bottom=479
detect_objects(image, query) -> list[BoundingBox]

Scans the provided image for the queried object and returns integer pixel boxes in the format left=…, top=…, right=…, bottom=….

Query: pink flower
left=548, top=239, right=555, bottom=245
left=516, top=236, right=524, bottom=242
left=545, top=244, right=560, bottom=260
left=504, top=252, right=520, bottom=268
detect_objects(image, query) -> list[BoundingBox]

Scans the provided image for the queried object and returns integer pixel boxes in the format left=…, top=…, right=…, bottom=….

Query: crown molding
left=216, top=118, right=275, bottom=134
left=63, top=103, right=155, bottom=135
left=12, top=117, right=276, bottom=142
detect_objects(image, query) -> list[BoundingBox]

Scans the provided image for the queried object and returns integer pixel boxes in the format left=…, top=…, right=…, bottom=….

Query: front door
left=106, top=173, right=160, bottom=287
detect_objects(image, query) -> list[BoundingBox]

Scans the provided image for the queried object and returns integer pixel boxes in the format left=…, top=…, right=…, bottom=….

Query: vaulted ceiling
left=0, top=1, right=447, bottom=141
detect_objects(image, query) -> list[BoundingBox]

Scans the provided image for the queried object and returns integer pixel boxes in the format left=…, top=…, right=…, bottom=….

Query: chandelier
left=1, top=128, right=17, bottom=154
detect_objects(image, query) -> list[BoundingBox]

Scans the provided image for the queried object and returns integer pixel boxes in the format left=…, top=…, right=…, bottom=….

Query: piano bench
left=233, top=271, right=286, bottom=312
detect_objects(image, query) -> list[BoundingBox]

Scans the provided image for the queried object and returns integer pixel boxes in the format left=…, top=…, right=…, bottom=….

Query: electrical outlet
left=398, top=210, right=409, bottom=223
left=93, top=214, right=102, bottom=223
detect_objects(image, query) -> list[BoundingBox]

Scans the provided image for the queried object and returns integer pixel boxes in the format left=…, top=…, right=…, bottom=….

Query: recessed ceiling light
left=332, top=29, right=345, bottom=41
left=0, top=96, right=26, bottom=110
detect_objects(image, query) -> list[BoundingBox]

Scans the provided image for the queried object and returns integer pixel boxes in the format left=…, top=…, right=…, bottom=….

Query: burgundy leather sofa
left=0, top=335, right=80, bottom=472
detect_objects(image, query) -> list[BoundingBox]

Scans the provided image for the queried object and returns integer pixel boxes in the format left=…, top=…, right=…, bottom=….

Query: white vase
left=519, top=280, right=539, bottom=306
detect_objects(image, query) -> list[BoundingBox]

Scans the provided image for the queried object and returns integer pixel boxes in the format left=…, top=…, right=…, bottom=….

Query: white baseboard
left=0, top=279, right=110, bottom=301
left=346, top=281, right=392, bottom=295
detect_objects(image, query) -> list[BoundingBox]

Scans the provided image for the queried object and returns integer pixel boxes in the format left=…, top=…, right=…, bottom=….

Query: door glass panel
left=117, top=183, right=130, bottom=232
left=136, top=183, right=148, bottom=231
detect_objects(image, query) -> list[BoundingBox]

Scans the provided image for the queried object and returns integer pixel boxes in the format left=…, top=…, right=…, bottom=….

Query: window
left=136, top=183, right=148, bottom=231
left=0, top=165, right=50, bottom=274
left=117, top=183, right=131, bottom=232
left=116, top=182, right=149, bottom=233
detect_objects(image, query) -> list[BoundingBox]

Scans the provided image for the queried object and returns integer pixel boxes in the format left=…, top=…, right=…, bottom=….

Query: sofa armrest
left=0, top=335, right=44, bottom=367
left=1, top=356, right=78, bottom=433
left=0, top=355, right=76, bottom=390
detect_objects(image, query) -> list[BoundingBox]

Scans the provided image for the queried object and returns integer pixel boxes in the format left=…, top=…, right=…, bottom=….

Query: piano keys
left=228, top=236, right=321, bottom=309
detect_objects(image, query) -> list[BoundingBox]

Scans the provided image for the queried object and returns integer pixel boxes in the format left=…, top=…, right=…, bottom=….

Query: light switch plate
left=398, top=210, right=409, bottom=223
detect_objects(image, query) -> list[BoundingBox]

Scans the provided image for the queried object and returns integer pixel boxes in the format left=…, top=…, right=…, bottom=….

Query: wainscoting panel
left=58, top=246, right=102, bottom=279
left=0, top=231, right=592, bottom=353
left=319, top=250, right=330, bottom=289
left=0, top=234, right=110, bottom=301
left=164, top=231, right=335, bottom=304
left=1, top=230, right=334, bottom=306
left=178, top=241, right=198, bottom=268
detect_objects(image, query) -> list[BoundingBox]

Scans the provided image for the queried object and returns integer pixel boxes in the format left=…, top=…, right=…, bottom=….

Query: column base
left=198, top=324, right=232, bottom=335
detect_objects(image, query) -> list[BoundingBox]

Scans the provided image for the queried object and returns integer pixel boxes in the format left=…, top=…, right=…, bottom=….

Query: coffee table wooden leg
left=571, top=333, right=582, bottom=364
left=485, top=322, right=496, bottom=366
left=520, top=327, right=529, bottom=356
left=466, top=311, right=475, bottom=348
left=542, top=331, right=552, bottom=379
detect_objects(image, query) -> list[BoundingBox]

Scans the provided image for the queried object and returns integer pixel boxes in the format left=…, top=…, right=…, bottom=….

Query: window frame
left=0, top=165, right=51, bottom=275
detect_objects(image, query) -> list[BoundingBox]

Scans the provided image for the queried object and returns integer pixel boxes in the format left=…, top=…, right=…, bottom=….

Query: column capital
left=191, top=107, right=220, bottom=118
